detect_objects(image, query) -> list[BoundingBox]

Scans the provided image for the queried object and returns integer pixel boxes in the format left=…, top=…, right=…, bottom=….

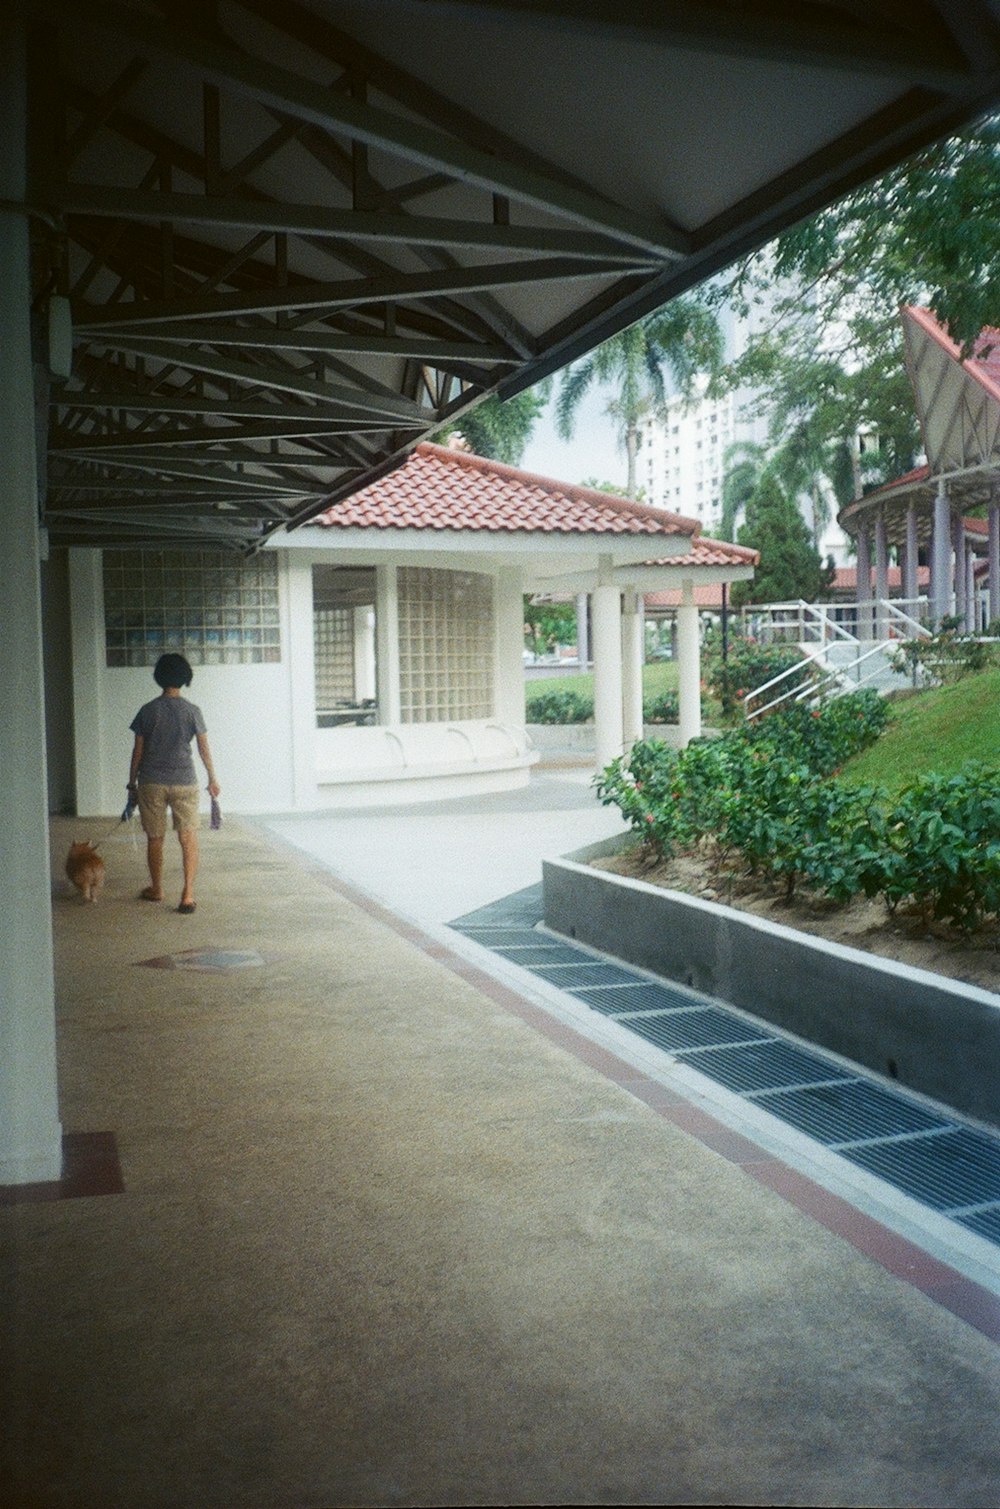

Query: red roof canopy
left=311, top=443, right=701, bottom=538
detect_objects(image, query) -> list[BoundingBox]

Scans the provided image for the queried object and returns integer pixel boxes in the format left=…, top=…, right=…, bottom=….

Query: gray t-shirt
left=130, top=695, right=207, bottom=786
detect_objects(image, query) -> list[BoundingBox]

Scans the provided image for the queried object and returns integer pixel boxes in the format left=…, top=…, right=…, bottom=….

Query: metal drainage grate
left=841, top=1128, right=1000, bottom=1212
left=446, top=889, right=1000, bottom=1251
left=455, top=927, right=546, bottom=947
left=494, top=944, right=590, bottom=966
left=678, top=1040, right=853, bottom=1096
left=528, top=961, right=641, bottom=989
left=621, top=1007, right=771, bottom=1054
left=573, top=981, right=708, bottom=1016
left=760, top=1079, right=950, bottom=1148
left=450, top=885, right=543, bottom=930
left=957, top=1206, right=1000, bottom=1242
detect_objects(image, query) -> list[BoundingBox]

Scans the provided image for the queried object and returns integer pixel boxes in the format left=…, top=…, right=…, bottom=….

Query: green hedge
left=594, top=693, right=1000, bottom=930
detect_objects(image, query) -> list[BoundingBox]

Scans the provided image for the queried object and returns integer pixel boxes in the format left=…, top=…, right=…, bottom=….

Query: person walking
left=127, top=653, right=221, bottom=914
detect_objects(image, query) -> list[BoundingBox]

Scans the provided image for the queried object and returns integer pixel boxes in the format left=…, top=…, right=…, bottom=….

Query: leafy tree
left=435, top=383, right=550, bottom=464
left=555, top=298, right=722, bottom=498
left=523, top=597, right=576, bottom=655
left=732, top=471, right=834, bottom=607
left=579, top=477, right=647, bottom=501
left=697, top=118, right=1000, bottom=514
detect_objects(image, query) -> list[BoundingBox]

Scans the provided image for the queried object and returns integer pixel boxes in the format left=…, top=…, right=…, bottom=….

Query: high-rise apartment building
left=637, top=288, right=852, bottom=561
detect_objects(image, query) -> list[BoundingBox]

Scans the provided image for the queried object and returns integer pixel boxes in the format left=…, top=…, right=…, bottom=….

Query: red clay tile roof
left=832, top=565, right=930, bottom=590
left=645, top=584, right=733, bottom=609
left=905, top=306, right=1000, bottom=406
left=311, top=442, right=701, bottom=537
left=648, top=538, right=759, bottom=568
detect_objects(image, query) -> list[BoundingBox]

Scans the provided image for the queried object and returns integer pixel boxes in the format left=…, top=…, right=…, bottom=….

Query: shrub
left=596, top=696, right=1000, bottom=928
left=525, top=688, right=593, bottom=724
left=704, top=636, right=808, bottom=718
left=642, top=690, right=679, bottom=724
left=881, top=765, right=1000, bottom=929
left=744, top=690, right=889, bottom=775
left=892, top=627, right=1000, bottom=684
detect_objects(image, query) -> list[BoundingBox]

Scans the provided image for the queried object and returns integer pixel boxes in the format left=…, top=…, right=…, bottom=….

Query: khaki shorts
left=137, top=783, right=200, bottom=838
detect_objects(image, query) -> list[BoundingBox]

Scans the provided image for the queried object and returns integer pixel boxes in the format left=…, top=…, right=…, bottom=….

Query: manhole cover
left=138, top=948, right=266, bottom=972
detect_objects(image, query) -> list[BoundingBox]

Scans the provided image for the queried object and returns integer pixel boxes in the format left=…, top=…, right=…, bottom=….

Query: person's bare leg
left=143, top=836, right=164, bottom=900
left=178, top=827, right=199, bottom=909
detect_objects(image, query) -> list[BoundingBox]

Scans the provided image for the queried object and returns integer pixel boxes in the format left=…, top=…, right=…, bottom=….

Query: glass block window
left=314, top=606, right=355, bottom=707
left=103, top=549, right=280, bottom=667
left=312, top=565, right=378, bottom=727
left=397, top=567, right=494, bottom=723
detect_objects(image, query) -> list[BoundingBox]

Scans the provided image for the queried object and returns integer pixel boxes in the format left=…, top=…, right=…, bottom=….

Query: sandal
left=176, top=901, right=196, bottom=914
left=140, top=888, right=163, bottom=901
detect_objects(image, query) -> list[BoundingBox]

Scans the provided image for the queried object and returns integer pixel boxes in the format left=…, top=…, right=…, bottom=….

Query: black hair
left=153, top=653, right=193, bottom=689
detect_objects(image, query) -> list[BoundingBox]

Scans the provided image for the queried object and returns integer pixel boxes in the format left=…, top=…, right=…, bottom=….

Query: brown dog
left=65, top=841, right=105, bottom=903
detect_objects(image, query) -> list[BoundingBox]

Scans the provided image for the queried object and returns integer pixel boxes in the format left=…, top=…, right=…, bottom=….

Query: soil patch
left=592, top=844, right=1000, bottom=996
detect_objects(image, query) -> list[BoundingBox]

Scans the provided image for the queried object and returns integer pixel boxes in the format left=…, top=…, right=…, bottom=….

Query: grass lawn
left=841, top=667, right=1000, bottom=793
left=524, top=660, right=679, bottom=710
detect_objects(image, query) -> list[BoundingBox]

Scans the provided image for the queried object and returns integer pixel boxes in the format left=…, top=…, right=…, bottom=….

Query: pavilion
left=839, top=306, right=1000, bottom=632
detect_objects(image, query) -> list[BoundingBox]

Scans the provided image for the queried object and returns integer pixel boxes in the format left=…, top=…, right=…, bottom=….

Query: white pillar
left=874, top=511, right=888, bottom=636
left=966, top=546, right=977, bottom=633
left=677, top=582, right=702, bottom=747
left=493, top=567, right=526, bottom=727
left=575, top=591, right=589, bottom=669
left=989, top=500, right=1000, bottom=626
left=855, top=525, right=872, bottom=640
left=931, top=481, right=952, bottom=624
left=353, top=605, right=376, bottom=701
left=953, top=514, right=966, bottom=625
left=592, top=579, right=623, bottom=771
left=0, top=17, right=63, bottom=1183
left=903, top=504, right=919, bottom=607
left=621, top=590, right=644, bottom=749
left=376, top=563, right=401, bottom=723
left=284, top=553, right=317, bottom=809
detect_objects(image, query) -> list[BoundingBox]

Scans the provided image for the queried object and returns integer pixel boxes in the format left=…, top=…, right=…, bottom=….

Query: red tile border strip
left=0, top=1131, right=124, bottom=1206
left=254, top=828, right=1000, bottom=1348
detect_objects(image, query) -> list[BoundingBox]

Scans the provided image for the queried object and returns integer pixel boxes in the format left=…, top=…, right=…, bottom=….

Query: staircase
left=741, top=599, right=931, bottom=721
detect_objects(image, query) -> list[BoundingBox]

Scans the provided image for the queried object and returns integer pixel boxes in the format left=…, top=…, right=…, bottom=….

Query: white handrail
left=745, top=639, right=897, bottom=721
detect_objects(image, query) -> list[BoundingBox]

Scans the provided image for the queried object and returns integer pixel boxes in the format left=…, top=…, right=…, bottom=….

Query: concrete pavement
left=3, top=777, right=1000, bottom=1507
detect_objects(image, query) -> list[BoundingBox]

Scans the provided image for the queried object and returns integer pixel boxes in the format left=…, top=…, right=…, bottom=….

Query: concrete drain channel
left=449, top=884, right=1000, bottom=1251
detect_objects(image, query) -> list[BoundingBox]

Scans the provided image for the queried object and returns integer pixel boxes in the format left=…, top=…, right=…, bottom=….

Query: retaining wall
left=543, top=839, right=1000, bottom=1127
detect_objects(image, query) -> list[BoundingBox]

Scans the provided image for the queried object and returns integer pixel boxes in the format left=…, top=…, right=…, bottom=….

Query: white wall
left=66, top=545, right=533, bottom=816
left=69, top=548, right=297, bottom=816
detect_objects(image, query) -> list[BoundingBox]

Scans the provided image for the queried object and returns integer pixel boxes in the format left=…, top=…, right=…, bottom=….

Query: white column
left=990, top=500, right=1000, bottom=626
left=592, top=579, right=623, bottom=771
left=874, top=511, right=889, bottom=636
left=0, top=17, right=62, bottom=1183
left=284, top=553, right=317, bottom=809
left=68, top=548, right=108, bottom=813
left=375, top=563, right=401, bottom=723
left=903, top=504, right=919, bottom=608
left=931, top=480, right=952, bottom=624
left=353, top=606, right=376, bottom=700
left=953, top=514, right=966, bottom=625
left=855, top=525, right=873, bottom=640
left=575, top=591, right=589, bottom=669
left=966, top=546, right=977, bottom=633
left=493, top=567, right=526, bottom=727
left=677, top=582, right=702, bottom=747
left=621, top=589, right=644, bottom=749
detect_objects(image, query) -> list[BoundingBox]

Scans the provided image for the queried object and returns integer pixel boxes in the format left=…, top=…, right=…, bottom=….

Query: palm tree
left=434, top=382, right=551, bottom=465
left=555, top=298, right=721, bottom=498
left=719, top=440, right=768, bottom=542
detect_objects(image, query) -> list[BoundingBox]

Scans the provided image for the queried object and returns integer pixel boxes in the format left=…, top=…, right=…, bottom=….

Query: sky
left=517, top=385, right=626, bottom=491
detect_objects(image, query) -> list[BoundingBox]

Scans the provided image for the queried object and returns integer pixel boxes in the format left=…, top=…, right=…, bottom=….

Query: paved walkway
left=3, top=775, right=1000, bottom=1507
